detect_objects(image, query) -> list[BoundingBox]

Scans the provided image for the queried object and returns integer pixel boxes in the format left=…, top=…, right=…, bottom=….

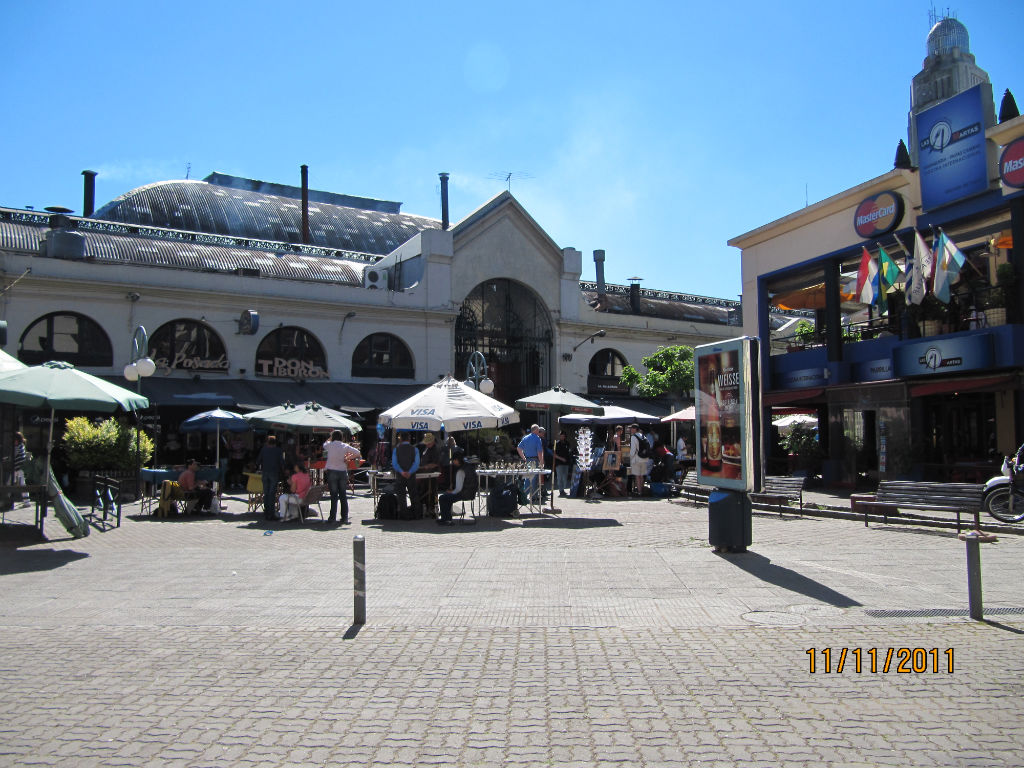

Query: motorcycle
left=982, top=455, right=1024, bottom=523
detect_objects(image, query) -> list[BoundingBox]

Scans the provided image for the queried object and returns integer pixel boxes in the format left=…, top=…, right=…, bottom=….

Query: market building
left=0, top=168, right=739, bottom=466
left=729, top=14, right=1024, bottom=487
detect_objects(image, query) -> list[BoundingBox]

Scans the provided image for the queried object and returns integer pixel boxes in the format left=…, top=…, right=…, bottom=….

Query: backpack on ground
left=375, top=492, right=399, bottom=519
left=488, top=482, right=518, bottom=517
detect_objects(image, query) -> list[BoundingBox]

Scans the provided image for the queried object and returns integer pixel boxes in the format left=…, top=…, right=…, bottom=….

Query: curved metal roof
left=93, top=178, right=440, bottom=256
left=0, top=214, right=364, bottom=286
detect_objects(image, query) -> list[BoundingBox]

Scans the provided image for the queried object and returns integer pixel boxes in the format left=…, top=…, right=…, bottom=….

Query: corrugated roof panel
left=93, top=179, right=440, bottom=256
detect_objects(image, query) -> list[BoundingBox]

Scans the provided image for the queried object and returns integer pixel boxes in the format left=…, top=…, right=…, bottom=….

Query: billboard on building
left=916, top=84, right=988, bottom=211
left=694, top=337, right=760, bottom=492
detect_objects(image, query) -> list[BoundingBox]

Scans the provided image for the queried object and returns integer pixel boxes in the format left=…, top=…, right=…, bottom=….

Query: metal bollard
left=353, top=534, right=366, bottom=625
left=958, top=529, right=997, bottom=620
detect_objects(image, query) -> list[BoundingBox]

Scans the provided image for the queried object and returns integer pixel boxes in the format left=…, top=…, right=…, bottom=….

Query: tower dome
left=927, top=17, right=969, bottom=57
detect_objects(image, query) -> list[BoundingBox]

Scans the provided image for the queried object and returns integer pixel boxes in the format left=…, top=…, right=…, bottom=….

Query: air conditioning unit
left=363, top=266, right=389, bottom=290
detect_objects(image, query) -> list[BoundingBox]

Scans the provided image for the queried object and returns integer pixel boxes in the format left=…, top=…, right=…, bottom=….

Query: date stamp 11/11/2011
left=806, top=648, right=954, bottom=674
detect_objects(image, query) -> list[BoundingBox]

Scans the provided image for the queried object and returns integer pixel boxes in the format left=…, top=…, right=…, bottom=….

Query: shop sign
left=999, top=136, right=1024, bottom=189
left=255, top=357, right=329, bottom=379
left=854, top=191, right=904, bottom=238
left=894, top=334, right=993, bottom=377
left=154, top=349, right=229, bottom=374
left=854, top=358, right=893, bottom=382
left=775, top=368, right=828, bottom=389
left=916, top=84, right=988, bottom=211
left=588, top=375, right=629, bottom=395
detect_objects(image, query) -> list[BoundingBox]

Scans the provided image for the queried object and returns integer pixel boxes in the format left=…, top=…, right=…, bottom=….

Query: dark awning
left=908, top=374, right=1017, bottom=398
left=762, top=387, right=825, bottom=406
left=101, top=376, right=426, bottom=412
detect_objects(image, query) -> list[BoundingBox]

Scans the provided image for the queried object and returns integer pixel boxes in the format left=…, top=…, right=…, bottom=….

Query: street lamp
left=123, top=326, right=155, bottom=499
left=563, top=329, right=606, bottom=361
left=464, top=350, right=494, bottom=394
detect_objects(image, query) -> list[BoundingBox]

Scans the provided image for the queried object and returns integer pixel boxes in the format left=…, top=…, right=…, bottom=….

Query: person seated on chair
left=277, top=461, right=312, bottom=521
left=437, top=451, right=478, bottom=525
left=178, top=458, right=215, bottom=514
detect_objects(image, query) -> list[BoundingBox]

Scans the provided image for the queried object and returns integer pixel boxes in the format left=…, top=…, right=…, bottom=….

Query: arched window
left=18, top=312, right=113, bottom=366
left=352, top=333, right=414, bottom=379
left=149, top=319, right=229, bottom=374
left=589, top=348, right=627, bottom=377
left=255, top=326, right=328, bottom=379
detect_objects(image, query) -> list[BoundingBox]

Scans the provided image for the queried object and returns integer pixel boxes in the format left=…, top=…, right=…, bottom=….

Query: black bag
left=375, top=492, right=399, bottom=519
left=635, top=436, right=651, bottom=459
left=488, top=482, right=518, bottom=517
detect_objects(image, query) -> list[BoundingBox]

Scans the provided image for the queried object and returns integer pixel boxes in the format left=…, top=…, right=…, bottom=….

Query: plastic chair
left=245, top=473, right=263, bottom=515
left=298, top=484, right=326, bottom=523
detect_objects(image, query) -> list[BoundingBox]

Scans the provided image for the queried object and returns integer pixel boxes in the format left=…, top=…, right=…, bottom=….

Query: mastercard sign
left=999, top=137, right=1024, bottom=188
left=854, top=191, right=904, bottom=239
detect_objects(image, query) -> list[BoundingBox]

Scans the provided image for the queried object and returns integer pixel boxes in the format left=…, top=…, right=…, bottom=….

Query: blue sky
left=2, top=1, right=1022, bottom=301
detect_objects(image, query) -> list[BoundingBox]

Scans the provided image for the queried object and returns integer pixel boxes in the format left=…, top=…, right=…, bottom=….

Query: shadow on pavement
left=342, top=624, right=363, bottom=640
left=720, top=551, right=862, bottom=608
left=0, top=548, right=88, bottom=575
left=982, top=620, right=1024, bottom=635
left=521, top=518, right=623, bottom=529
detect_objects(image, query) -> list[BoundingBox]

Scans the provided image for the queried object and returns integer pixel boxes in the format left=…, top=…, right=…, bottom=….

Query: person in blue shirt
left=391, top=431, right=421, bottom=517
left=517, top=424, right=545, bottom=500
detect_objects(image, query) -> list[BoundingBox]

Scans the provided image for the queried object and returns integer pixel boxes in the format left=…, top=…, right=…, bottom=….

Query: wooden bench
left=856, top=480, right=984, bottom=531
left=676, top=469, right=713, bottom=506
left=750, top=475, right=806, bottom=515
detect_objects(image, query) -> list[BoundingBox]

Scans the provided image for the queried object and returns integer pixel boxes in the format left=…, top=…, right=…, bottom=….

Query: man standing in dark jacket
left=391, top=432, right=421, bottom=518
left=257, top=435, right=285, bottom=520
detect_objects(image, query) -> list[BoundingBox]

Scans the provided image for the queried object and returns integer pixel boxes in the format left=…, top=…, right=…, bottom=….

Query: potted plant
left=788, top=319, right=816, bottom=350
left=62, top=416, right=154, bottom=499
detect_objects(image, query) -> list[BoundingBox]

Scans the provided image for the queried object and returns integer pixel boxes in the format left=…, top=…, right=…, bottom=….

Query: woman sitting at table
left=277, top=461, right=312, bottom=521
left=178, top=459, right=215, bottom=514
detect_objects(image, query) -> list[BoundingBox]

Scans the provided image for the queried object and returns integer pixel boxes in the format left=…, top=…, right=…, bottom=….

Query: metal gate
left=455, top=279, right=552, bottom=407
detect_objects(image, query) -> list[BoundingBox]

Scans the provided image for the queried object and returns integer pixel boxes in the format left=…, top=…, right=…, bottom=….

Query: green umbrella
left=244, top=401, right=361, bottom=434
left=514, top=386, right=604, bottom=418
left=0, top=360, right=150, bottom=494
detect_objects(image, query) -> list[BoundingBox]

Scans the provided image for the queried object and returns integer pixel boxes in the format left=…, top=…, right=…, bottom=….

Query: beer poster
left=694, top=337, right=759, bottom=492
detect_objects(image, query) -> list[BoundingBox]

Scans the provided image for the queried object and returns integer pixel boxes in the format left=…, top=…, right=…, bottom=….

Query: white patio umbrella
left=0, top=349, right=26, bottom=373
left=558, top=404, right=661, bottom=426
left=771, top=413, right=818, bottom=429
left=661, top=406, right=695, bottom=422
left=379, top=375, right=519, bottom=432
left=244, top=401, right=361, bottom=434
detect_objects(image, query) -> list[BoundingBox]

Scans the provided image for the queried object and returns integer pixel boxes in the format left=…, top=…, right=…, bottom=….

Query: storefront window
left=255, top=326, right=328, bottom=379
left=765, top=265, right=827, bottom=355
left=18, top=312, right=113, bottom=367
left=149, top=319, right=229, bottom=374
left=352, top=333, right=414, bottom=379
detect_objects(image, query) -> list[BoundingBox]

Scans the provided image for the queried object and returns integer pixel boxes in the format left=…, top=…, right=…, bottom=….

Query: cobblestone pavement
left=2, top=491, right=1023, bottom=767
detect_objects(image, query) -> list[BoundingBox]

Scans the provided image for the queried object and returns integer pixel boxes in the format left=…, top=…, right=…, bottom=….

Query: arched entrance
left=455, top=279, right=553, bottom=407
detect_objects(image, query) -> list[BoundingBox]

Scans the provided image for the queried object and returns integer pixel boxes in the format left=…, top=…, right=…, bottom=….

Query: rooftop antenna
left=185, top=162, right=191, bottom=180
left=487, top=171, right=533, bottom=192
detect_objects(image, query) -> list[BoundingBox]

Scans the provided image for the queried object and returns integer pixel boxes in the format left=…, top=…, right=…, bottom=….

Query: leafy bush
left=62, top=416, right=154, bottom=471
left=780, top=423, right=820, bottom=458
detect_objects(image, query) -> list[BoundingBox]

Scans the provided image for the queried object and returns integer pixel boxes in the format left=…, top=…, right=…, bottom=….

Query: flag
left=908, top=231, right=932, bottom=305
left=932, top=235, right=952, bottom=303
left=936, top=230, right=966, bottom=282
left=856, top=246, right=878, bottom=304
left=878, top=245, right=902, bottom=292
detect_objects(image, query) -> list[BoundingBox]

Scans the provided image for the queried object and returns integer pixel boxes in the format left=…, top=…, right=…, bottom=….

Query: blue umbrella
left=179, top=409, right=250, bottom=487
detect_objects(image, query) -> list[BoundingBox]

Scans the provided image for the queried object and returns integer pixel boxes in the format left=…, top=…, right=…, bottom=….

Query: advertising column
left=695, top=337, right=761, bottom=553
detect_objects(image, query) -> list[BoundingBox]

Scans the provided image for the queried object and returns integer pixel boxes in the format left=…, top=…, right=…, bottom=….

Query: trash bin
left=708, top=489, right=751, bottom=552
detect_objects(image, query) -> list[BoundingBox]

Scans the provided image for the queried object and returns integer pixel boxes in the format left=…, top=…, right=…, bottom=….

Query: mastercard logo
left=999, top=137, right=1024, bottom=189
left=854, top=191, right=903, bottom=238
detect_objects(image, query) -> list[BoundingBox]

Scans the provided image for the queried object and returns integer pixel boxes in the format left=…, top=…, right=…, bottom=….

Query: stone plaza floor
left=1, top=489, right=1022, bottom=767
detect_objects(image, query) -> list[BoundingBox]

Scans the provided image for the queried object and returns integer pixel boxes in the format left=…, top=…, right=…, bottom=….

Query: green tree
left=619, top=345, right=695, bottom=399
